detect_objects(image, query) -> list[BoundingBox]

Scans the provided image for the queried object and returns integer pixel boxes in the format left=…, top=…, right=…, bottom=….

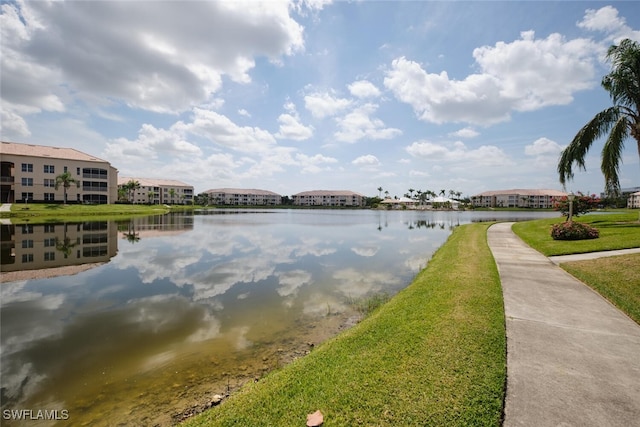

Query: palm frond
left=558, top=107, right=620, bottom=186
left=603, top=39, right=640, bottom=110
left=601, top=116, right=629, bottom=197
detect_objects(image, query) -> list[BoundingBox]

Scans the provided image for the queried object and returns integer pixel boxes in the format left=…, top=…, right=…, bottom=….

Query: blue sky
left=2, top=1, right=639, bottom=198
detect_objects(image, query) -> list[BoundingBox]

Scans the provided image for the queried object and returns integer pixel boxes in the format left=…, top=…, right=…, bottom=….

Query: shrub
left=551, top=221, right=600, bottom=240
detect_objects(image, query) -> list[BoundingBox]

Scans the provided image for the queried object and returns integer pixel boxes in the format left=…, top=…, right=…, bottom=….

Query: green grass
left=512, top=211, right=640, bottom=256
left=184, top=223, right=505, bottom=427
left=561, top=254, right=640, bottom=324
left=1, top=203, right=176, bottom=224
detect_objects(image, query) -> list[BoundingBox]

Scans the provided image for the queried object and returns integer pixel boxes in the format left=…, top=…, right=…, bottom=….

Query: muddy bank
left=170, top=312, right=361, bottom=425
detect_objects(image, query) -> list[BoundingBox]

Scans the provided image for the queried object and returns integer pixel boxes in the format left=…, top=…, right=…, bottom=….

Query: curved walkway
left=487, top=222, right=640, bottom=427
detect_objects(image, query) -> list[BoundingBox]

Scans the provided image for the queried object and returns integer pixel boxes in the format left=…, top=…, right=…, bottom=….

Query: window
left=21, top=178, right=33, bottom=186
left=44, top=178, right=55, bottom=187
left=82, top=168, right=108, bottom=179
left=22, top=253, right=34, bottom=263
left=44, top=193, right=55, bottom=201
left=77, top=167, right=81, bottom=175
left=64, top=166, right=68, bottom=172
left=44, top=252, right=56, bottom=261
left=22, top=239, right=34, bottom=248
left=21, top=163, right=33, bottom=172
left=44, top=164, right=55, bottom=173
left=44, top=238, right=56, bottom=247
left=44, top=224, right=55, bottom=233
left=21, top=192, right=33, bottom=202
left=21, top=224, right=33, bottom=234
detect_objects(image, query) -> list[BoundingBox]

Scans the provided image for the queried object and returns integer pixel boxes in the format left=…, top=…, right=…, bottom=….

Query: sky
left=2, top=1, right=640, bottom=199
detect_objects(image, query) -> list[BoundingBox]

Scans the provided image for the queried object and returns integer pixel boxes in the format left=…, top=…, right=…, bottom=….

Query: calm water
left=0, top=209, right=559, bottom=426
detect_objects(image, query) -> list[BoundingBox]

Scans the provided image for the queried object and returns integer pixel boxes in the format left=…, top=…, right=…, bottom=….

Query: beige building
left=628, top=191, right=640, bottom=208
left=1, top=141, right=118, bottom=204
left=118, top=177, right=194, bottom=205
left=472, top=189, right=567, bottom=208
left=203, top=188, right=282, bottom=206
left=292, top=190, right=365, bottom=207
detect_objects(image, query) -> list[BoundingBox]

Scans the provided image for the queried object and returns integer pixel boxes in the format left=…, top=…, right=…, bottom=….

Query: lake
left=0, top=209, right=559, bottom=426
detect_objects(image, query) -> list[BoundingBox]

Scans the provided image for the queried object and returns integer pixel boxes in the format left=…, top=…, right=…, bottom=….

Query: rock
left=211, top=394, right=223, bottom=406
left=306, top=409, right=324, bottom=426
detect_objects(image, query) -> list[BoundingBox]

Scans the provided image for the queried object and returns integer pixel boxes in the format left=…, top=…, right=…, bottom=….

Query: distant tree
left=54, top=171, right=79, bottom=204
left=169, top=188, right=176, bottom=203
left=554, top=193, right=601, bottom=220
left=558, top=39, right=640, bottom=197
left=147, top=190, right=156, bottom=204
left=124, top=180, right=140, bottom=203
left=408, top=188, right=415, bottom=199
left=377, top=186, right=383, bottom=198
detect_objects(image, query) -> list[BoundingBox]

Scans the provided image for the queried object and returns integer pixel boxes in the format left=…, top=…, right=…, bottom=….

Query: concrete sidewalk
left=487, top=222, right=640, bottom=427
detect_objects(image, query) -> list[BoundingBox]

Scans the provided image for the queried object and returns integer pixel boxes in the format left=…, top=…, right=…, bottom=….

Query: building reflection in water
left=0, top=213, right=194, bottom=283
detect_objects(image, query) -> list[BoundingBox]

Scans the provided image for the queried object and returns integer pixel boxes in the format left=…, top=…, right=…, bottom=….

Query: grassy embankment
left=513, top=211, right=640, bottom=324
left=185, top=222, right=505, bottom=427
left=0, top=203, right=177, bottom=224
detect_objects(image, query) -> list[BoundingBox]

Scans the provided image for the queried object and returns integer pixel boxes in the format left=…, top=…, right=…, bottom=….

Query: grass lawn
left=513, top=211, right=640, bottom=325
left=0, top=203, right=176, bottom=224
left=561, top=254, right=640, bottom=324
left=184, top=222, right=505, bottom=427
left=512, top=211, right=640, bottom=256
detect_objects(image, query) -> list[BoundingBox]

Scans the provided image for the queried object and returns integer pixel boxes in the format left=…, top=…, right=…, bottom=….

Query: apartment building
left=292, top=190, right=365, bottom=207
left=203, top=188, right=282, bottom=206
left=118, top=177, right=194, bottom=205
left=471, top=189, right=567, bottom=208
left=1, top=141, right=118, bottom=204
left=628, top=191, right=640, bottom=208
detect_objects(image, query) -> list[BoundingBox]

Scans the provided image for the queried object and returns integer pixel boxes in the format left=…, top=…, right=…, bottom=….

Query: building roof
left=473, top=189, right=567, bottom=197
left=118, top=177, right=192, bottom=187
left=293, top=190, right=364, bottom=197
left=1, top=141, right=110, bottom=163
left=204, top=188, right=281, bottom=196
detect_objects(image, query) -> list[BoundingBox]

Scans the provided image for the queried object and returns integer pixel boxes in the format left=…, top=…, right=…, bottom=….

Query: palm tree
left=54, top=171, right=79, bottom=204
left=558, top=39, right=640, bottom=197
left=125, top=179, right=140, bottom=203
left=377, top=186, right=383, bottom=198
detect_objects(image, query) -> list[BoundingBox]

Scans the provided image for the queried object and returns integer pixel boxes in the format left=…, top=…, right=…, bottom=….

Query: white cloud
left=577, top=6, right=640, bottom=43
left=406, top=140, right=512, bottom=167
left=275, top=102, right=314, bottom=140
left=449, top=127, right=479, bottom=139
left=524, top=137, right=565, bottom=169
left=185, top=108, right=277, bottom=153
left=1, top=1, right=305, bottom=132
left=473, top=31, right=599, bottom=111
left=334, top=103, right=402, bottom=143
left=295, top=153, right=338, bottom=174
left=352, top=154, right=381, bottom=167
left=384, top=57, right=508, bottom=125
left=304, top=91, right=352, bottom=118
left=385, top=29, right=600, bottom=125
left=105, top=123, right=202, bottom=165
left=348, top=80, right=381, bottom=98
left=525, top=137, right=564, bottom=156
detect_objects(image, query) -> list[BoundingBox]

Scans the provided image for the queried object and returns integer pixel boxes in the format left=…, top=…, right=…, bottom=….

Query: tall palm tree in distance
left=558, top=39, right=640, bottom=196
